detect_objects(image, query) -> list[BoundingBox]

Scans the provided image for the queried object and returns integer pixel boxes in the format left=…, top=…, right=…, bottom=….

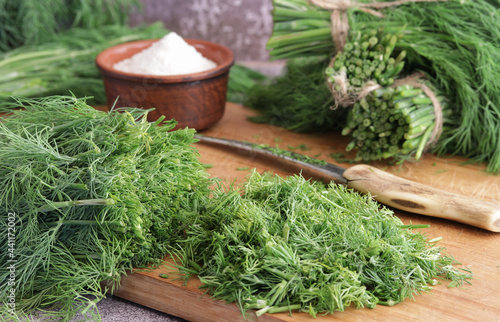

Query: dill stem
left=399, top=224, right=431, bottom=229
left=68, top=183, right=88, bottom=190
left=0, top=49, right=67, bottom=68
left=378, top=299, right=396, bottom=306
left=72, top=254, right=102, bottom=260
left=0, top=49, right=93, bottom=75
left=44, top=220, right=122, bottom=227
left=36, top=198, right=115, bottom=213
left=265, top=267, right=296, bottom=281
left=267, top=28, right=332, bottom=47
left=268, top=304, right=302, bottom=314
left=272, top=6, right=330, bottom=21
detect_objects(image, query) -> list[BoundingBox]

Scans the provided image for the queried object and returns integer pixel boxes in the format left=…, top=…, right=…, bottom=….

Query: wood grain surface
left=111, top=103, right=500, bottom=322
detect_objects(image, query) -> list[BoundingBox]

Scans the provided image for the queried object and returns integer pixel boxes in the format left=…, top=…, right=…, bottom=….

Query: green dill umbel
left=173, top=171, right=472, bottom=318
left=263, top=0, right=500, bottom=173
left=0, top=96, right=211, bottom=320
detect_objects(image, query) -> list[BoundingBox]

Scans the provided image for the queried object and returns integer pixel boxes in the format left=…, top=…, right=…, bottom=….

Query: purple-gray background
left=131, top=0, right=274, bottom=62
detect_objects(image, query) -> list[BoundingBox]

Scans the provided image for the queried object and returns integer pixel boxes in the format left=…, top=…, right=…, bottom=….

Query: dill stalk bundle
left=342, top=84, right=453, bottom=162
left=263, top=0, right=500, bottom=173
left=0, top=96, right=211, bottom=320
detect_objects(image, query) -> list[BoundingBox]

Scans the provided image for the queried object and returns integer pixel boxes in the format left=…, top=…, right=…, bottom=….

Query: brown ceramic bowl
left=95, top=38, right=234, bottom=130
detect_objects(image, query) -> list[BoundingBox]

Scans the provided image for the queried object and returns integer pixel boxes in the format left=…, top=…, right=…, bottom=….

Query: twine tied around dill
left=308, top=0, right=446, bottom=148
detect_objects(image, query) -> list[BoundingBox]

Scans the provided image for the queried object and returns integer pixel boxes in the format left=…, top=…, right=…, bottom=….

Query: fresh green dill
left=173, top=171, right=472, bottom=318
left=0, top=95, right=474, bottom=320
left=0, top=96, right=212, bottom=320
left=0, top=0, right=142, bottom=52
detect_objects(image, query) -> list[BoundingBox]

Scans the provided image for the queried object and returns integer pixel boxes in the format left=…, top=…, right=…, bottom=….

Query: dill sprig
left=173, top=171, right=472, bottom=318
left=0, top=96, right=211, bottom=320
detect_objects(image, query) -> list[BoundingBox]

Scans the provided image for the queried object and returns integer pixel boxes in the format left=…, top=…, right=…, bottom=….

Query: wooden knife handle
left=343, top=164, right=500, bottom=232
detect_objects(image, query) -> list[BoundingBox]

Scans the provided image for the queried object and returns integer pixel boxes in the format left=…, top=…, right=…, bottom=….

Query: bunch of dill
left=173, top=171, right=472, bottom=318
left=260, top=0, right=500, bottom=173
left=0, top=96, right=211, bottom=320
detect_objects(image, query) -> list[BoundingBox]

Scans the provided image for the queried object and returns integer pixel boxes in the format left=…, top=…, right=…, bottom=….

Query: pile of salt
left=113, top=32, right=217, bottom=76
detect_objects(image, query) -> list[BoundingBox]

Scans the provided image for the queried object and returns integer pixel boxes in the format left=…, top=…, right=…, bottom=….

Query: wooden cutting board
left=110, top=103, right=500, bottom=322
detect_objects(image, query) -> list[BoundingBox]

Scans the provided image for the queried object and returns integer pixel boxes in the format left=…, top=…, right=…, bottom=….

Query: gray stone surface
left=130, top=0, right=274, bottom=61
left=84, top=296, right=186, bottom=322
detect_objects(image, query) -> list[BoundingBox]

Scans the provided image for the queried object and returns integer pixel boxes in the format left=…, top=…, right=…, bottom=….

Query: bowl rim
left=95, top=38, right=234, bottom=83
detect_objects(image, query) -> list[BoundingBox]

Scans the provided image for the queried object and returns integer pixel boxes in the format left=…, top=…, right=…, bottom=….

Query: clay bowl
left=95, top=38, right=234, bottom=130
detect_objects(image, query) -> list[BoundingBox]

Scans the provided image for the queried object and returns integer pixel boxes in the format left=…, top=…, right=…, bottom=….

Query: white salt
left=113, top=32, right=217, bottom=76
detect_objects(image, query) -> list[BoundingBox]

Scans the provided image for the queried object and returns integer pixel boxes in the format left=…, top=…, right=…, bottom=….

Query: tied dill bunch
left=0, top=96, right=211, bottom=320
left=342, top=84, right=453, bottom=163
left=262, top=0, right=500, bottom=173
left=173, top=171, right=472, bottom=318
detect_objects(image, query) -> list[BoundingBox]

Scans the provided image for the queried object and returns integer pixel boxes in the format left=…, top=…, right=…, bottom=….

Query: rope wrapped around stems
left=309, top=0, right=446, bottom=149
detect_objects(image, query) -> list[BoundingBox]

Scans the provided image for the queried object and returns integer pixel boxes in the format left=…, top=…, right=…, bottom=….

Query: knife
left=194, top=134, right=500, bottom=232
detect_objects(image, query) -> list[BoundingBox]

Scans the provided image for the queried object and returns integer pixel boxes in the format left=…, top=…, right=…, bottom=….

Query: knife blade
left=194, top=134, right=500, bottom=232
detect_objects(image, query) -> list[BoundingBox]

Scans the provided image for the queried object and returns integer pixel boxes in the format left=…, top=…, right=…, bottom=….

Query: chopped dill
left=174, top=171, right=472, bottom=317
